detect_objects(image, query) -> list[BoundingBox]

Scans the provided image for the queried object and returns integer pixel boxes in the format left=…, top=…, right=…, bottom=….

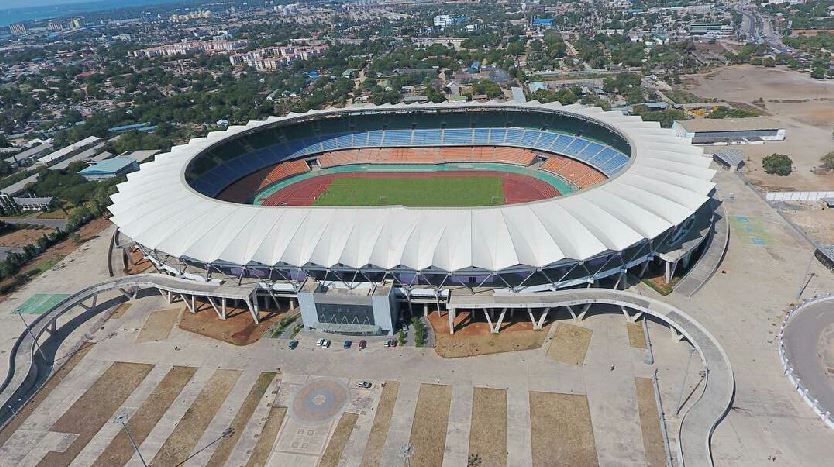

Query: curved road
left=782, top=298, right=834, bottom=417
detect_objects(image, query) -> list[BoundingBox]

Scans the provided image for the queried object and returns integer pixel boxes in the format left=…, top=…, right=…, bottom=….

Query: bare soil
left=319, top=412, right=359, bottom=467
left=409, top=384, right=452, bottom=467
left=93, top=366, right=197, bottom=466
left=38, top=362, right=153, bottom=467
left=627, top=322, right=647, bottom=349
left=0, top=342, right=94, bottom=446
left=683, top=65, right=834, bottom=191
left=360, top=380, right=399, bottom=467
left=206, top=372, right=278, bottom=467
left=244, top=405, right=287, bottom=467
left=635, top=378, right=667, bottom=467
left=546, top=324, right=593, bottom=366
left=151, top=369, right=241, bottom=466
left=428, top=310, right=546, bottom=358
left=178, top=301, right=282, bottom=346
left=0, top=227, right=53, bottom=248
left=136, top=307, right=181, bottom=343
left=529, top=391, right=598, bottom=467
left=468, top=387, right=508, bottom=467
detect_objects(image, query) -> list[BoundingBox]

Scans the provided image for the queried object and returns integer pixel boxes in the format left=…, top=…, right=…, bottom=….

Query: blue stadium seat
left=600, top=152, right=630, bottom=174
left=533, top=132, right=558, bottom=151
left=563, top=138, right=590, bottom=158
left=550, top=135, right=574, bottom=153
left=489, top=128, right=507, bottom=144
left=504, top=128, right=525, bottom=146
left=443, top=128, right=472, bottom=145
left=578, top=143, right=605, bottom=161
left=367, top=130, right=384, bottom=146
left=521, top=130, right=539, bottom=147
left=413, top=129, right=441, bottom=146
left=473, top=128, right=490, bottom=145
left=383, top=130, right=411, bottom=146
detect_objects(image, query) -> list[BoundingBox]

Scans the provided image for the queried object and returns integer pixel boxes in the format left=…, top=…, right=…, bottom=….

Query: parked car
left=322, top=339, right=331, bottom=348
left=358, top=340, right=367, bottom=350
left=343, top=340, right=352, bottom=349
left=288, top=340, right=298, bottom=350
left=383, top=340, right=391, bottom=348
left=357, top=381, right=372, bottom=389
left=390, top=339, right=397, bottom=347
left=316, top=338, right=325, bottom=347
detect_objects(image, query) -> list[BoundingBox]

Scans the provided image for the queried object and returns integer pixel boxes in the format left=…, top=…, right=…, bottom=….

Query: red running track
left=259, top=170, right=560, bottom=206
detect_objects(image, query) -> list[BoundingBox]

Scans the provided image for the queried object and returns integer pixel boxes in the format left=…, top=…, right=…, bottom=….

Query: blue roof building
left=79, top=156, right=139, bottom=181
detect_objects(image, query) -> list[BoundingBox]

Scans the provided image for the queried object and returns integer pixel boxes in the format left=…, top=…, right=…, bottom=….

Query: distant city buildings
left=229, top=43, right=328, bottom=72
left=131, top=39, right=248, bottom=58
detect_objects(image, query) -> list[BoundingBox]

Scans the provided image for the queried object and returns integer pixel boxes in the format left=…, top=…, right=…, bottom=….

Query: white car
left=316, top=338, right=326, bottom=347
left=322, top=339, right=331, bottom=348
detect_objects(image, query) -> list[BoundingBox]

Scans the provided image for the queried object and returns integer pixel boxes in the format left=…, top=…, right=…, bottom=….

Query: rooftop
left=79, top=156, right=136, bottom=175
left=675, top=117, right=782, bottom=133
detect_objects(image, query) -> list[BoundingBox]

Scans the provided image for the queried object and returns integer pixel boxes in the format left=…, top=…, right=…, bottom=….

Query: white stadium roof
left=109, top=101, right=715, bottom=273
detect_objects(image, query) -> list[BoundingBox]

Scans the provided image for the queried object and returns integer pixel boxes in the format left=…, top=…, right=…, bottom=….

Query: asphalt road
left=0, top=217, right=67, bottom=229
left=783, top=300, right=834, bottom=411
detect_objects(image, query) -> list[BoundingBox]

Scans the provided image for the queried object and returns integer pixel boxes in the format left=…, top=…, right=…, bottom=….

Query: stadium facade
left=109, top=101, right=716, bottom=335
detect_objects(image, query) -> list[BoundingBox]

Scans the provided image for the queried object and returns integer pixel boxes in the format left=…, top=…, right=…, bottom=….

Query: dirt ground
left=0, top=343, right=94, bottom=446
left=93, top=366, right=197, bottom=466
left=178, top=301, right=282, bottom=346
left=361, top=381, right=399, bottom=467
left=207, top=372, right=278, bottom=467
left=529, top=391, right=598, bottom=467
left=319, top=412, right=359, bottom=467
left=136, top=307, right=181, bottom=343
left=782, top=204, right=834, bottom=244
left=124, top=248, right=152, bottom=275
left=546, top=324, right=593, bottom=366
left=39, top=362, right=153, bottom=467
left=428, top=310, right=547, bottom=358
left=635, top=378, right=667, bottom=467
left=627, top=322, right=647, bottom=349
left=151, top=369, right=241, bottom=466
left=683, top=65, right=834, bottom=191
left=0, top=227, right=54, bottom=248
left=468, top=387, right=508, bottom=467
left=409, top=384, right=452, bottom=467
left=245, top=405, right=287, bottom=467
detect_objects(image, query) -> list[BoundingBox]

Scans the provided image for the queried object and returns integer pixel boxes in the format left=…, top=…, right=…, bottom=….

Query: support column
left=207, top=296, right=222, bottom=319
left=289, top=298, right=296, bottom=310
left=483, top=309, right=494, bottom=332
left=424, top=303, right=429, bottom=318
left=448, top=307, right=456, bottom=335
left=527, top=308, right=536, bottom=328
left=182, top=294, right=194, bottom=313
left=492, top=308, right=507, bottom=334
left=220, top=297, right=227, bottom=320
left=536, top=307, right=551, bottom=330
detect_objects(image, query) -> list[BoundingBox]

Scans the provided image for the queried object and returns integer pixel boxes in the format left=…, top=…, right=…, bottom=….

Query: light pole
left=115, top=413, right=146, bottom=467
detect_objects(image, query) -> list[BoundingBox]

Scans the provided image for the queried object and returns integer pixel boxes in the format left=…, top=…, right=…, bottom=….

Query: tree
left=821, top=151, right=834, bottom=171
left=762, top=153, right=793, bottom=176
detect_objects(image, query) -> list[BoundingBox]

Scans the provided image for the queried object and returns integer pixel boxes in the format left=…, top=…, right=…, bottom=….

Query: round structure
left=109, top=101, right=715, bottom=290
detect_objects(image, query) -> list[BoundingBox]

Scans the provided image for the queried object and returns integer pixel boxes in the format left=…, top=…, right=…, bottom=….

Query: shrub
left=762, top=153, right=793, bottom=176
left=411, top=317, right=427, bottom=347
left=821, top=151, right=834, bottom=171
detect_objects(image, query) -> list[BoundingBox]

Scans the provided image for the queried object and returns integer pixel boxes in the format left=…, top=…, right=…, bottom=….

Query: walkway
left=675, top=204, right=729, bottom=297
left=448, top=288, right=735, bottom=467
left=0, top=273, right=257, bottom=426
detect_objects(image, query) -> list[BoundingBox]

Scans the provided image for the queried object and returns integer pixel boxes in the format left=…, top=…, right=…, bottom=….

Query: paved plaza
left=0, top=293, right=685, bottom=467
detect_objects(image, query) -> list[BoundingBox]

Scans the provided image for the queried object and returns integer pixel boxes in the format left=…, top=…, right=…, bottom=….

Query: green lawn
left=313, top=176, right=505, bottom=207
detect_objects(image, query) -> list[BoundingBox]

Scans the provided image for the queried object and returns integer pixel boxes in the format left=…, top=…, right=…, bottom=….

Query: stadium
left=109, top=101, right=717, bottom=335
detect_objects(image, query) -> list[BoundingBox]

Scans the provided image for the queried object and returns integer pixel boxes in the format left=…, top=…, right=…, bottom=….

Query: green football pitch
left=313, top=176, right=505, bottom=207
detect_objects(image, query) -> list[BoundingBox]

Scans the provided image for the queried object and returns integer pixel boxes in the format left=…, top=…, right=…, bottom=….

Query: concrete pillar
left=448, top=307, right=456, bottom=335
left=483, top=309, right=494, bottom=331
left=424, top=303, right=429, bottom=318
left=493, top=308, right=507, bottom=334
left=536, top=308, right=551, bottom=330
left=290, top=298, right=296, bottom=310
left=221, top=297, right=227, bottom=320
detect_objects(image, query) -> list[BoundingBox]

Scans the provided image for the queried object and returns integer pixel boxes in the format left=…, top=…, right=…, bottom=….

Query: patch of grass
left=313, top=176, right=505, bottom=207
left=642, top=278, right=672, bottom=296
left=269, top=313, right=299, bottom=337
